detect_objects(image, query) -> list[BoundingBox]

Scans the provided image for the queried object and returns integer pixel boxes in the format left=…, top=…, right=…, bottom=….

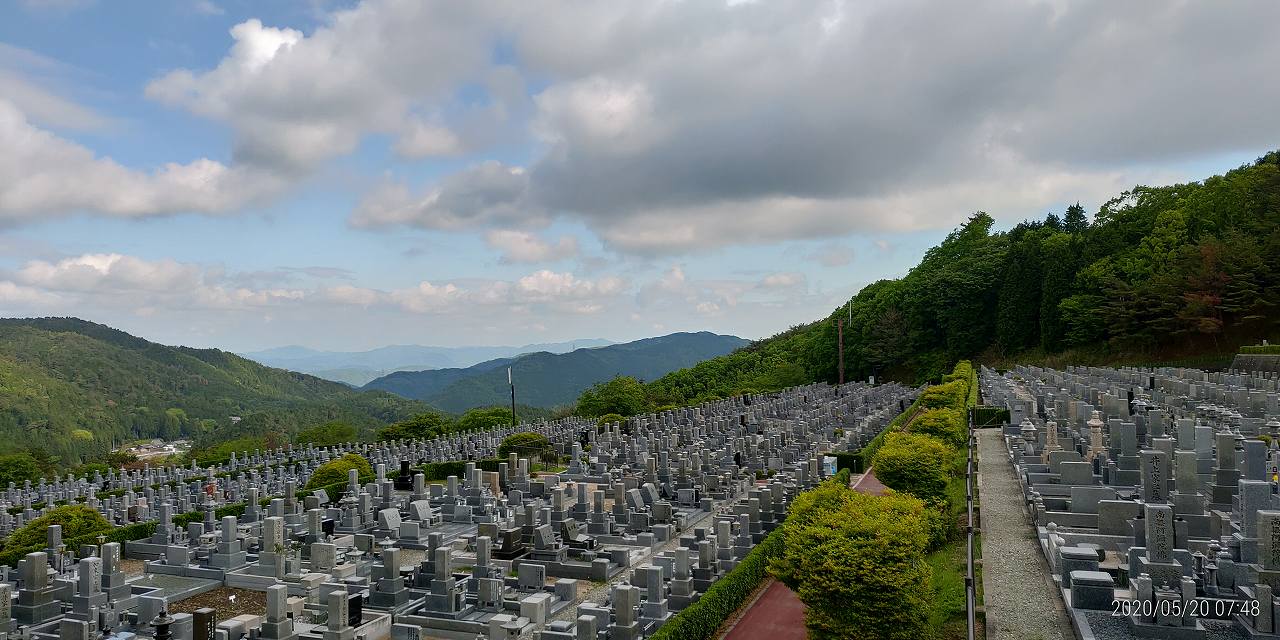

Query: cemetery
left=0, top=380, right=915, bottom=640
left=987, top=363, right=1280, bottom=640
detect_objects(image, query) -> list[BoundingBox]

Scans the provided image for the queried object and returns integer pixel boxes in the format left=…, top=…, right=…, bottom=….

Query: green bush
left=418, top=458, right=504, bottom=481
left=918, top=380, right=966, bottom=410
left=771, top=481, right=935, bottom=640
left=305, top=453, right=373, bottom=490
left=596, top=413, right=625, bottom=426
left=872, top=433, right=952, bottom=503
left=1241, top=344, right=1280, bottom=354
left=911, top=409, right=966, bottom=447
left=1, top=504, right=112, bottom=551
left=651, top=529, right=783, bottom=640
left=498, top=432, right=550, bottom=458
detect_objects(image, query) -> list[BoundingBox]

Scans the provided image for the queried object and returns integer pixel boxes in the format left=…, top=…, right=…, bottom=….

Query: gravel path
left=977, top=428, right=1074, bottom=640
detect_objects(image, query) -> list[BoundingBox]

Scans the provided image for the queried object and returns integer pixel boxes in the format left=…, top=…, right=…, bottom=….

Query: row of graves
left=985, top=364, right=1280, bottom=640
left=0, top=380, right=916, bottom=640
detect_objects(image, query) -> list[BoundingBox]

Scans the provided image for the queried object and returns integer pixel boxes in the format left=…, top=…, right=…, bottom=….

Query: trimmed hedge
left=872, top=432, right=952, bottom=503
left=418, top=458, right=504, bottom=481
left=910, top=408, right=966, bottom=447
left=650, top=528, right=784, bottom=640
left=1241, top=344, right=1280, bottom=355
left=770, top=479, right=936, bottom=640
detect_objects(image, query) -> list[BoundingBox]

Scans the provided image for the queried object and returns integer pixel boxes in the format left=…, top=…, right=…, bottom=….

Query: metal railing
left=965, top=407, right=978, bottom=640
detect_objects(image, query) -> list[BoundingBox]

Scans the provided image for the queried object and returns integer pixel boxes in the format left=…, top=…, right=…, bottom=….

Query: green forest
left=0, top=317, right=433, bottom=469
left=576, top=152, right=1280, bottom=412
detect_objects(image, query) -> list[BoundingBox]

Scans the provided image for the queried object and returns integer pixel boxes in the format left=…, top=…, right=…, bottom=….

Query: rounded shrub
left=305, top=453, right=373, bottom=490
left=918, top=380, right=965, bottom=410
left=911, top=408, right=966, bottom=447
left=498, top=432, right=550, bottom=458
left=872, top=432, right=952, bottom=502
left=596, top=413, right=625, bottom=426
left=772, top=482, right=935, bottom=640
left=2, top=504, right=111, bottom=551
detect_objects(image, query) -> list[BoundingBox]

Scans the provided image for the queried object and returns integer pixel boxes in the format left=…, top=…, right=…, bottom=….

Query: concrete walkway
left=977, top=428, right=1074, bottom=640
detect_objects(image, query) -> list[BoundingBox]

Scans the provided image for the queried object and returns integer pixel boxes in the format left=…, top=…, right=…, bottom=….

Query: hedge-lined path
left=977, top=428, right=1073, bottom=640
left=720, top=579, right=806, bottom=640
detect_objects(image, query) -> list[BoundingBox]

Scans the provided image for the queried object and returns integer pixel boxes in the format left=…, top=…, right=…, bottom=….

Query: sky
left=1, top=0, right=1277, bottom=352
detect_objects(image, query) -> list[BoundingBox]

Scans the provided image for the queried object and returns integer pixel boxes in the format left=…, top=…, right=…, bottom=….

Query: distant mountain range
left=0, top=317, right=432, bottom=464
left=241, top=339, right=614, bottom=385
left=362, top=332, right=748, bottom=413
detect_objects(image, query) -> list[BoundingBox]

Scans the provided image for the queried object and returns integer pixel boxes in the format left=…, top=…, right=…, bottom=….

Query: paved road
left=976, top=428, right=1073, bottom=640
left=720, top=579, right=806, bottom=640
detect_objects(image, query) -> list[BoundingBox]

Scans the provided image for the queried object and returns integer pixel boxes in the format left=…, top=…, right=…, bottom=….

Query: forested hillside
left=365, top=332, right=747, bottom=412
left=0, top=318, right=432, bottom=467
left=606, top=152, right=1280, bottom=409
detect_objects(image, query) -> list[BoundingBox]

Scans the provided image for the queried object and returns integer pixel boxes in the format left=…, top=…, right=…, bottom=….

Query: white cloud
left=0, top=100, right=280, bottom=222
left=758, top=272, right=806, bottom=289
left=0, top=43, right=114, bottom=131
left=351, top=161, right=536, bottom=230
left=388, top=281, right=465, bottom=313
left=484, top=230, right=579, bottom=263
left=808, top=244, right=854, bottom=268
left=4, top=0, right=1278, bottom=261
left=514, top=270, right=624, bottom=303
left=18, top=253, right=201, bottom=292
left=9, top=252, right=306, bottom=312
left=333, top=0, right=1280, bottom=254
left=191, top=0, right=224, bottom=16
left=0, top=280, right=61, bottom=305
left=145, top=7, right=500, bottom=173
left=695, top=301, right=721, bottom=315
left=394, top=119, right=463, bottom=158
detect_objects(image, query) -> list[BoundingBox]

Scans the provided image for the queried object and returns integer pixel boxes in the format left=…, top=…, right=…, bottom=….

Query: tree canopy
left=498, top=432, right=550, bottom=458
left=586, top=152, right=1280, bottom=403
left=456, top=407, right=515, bottom=432
left=575, top=376, right=654, bottom=418
left=295, top=420, right=359, bottom=447
left=376, top=412, right=454, bottom=442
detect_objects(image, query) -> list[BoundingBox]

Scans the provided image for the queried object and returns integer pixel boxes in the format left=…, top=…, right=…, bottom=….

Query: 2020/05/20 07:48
left=1112, top=598, right=1260, bottom=618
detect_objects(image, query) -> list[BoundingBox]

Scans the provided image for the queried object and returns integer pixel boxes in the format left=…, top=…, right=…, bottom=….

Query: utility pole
left=508, top=367, right=517, bottom=427
left=837, top=318, right=845, bottom=386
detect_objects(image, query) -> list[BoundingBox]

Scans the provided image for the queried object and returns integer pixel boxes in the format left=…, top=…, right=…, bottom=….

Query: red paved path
left=850, top=468, right=887, bottom=495
left=722, top=579, right=807, bottom=640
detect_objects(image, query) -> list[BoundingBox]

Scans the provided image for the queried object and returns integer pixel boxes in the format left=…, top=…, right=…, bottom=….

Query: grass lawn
left=927, top=532, right=983, bottom=639
left=930, top=448, right=984, bottom=640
